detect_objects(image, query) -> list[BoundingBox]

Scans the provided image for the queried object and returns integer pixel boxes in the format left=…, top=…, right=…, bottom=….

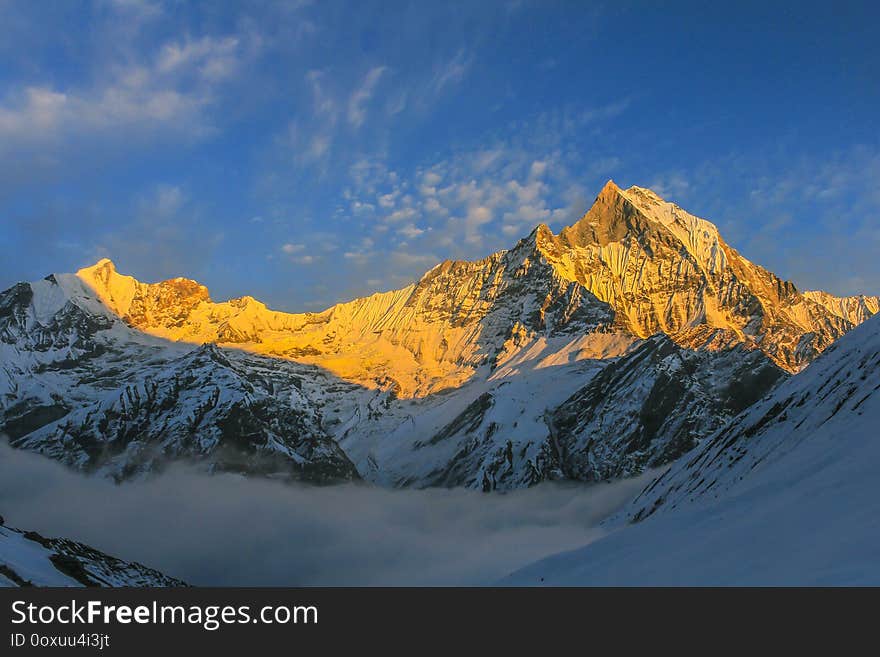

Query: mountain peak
left=76, top=257, right=138, bottom=317
left=622, top=184, right=664, bottom=201
left=555, top=179, right=634, bottom=249
left=227, top=295, right=266, bottom=311
left=523, top=181, right=867, bottom=369
left=599, top=178, right=622, bottom=195
left=78, top=257, right=118, bottom=278
left=33, top=180, right=875, bottom=384
left=74, top=258, right=213, bottom=323
left=554, top=181, right=732, bottom=276
left=587, top=179, right=627, bottom=210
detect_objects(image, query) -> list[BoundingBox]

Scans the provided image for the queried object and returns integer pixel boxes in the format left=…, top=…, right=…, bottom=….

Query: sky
left=1, top=0, right=878, bottom=311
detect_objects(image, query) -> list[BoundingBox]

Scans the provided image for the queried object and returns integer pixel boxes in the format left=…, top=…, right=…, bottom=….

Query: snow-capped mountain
left=802, top=289, right=880, bottom=326
left=540, top=182, right=864, bottom=371
left=0, top=273, right=359, bottom=482
left=1, top=182, right=875, bottom=488
left=0, top=521, right=184, bottom=587
left=11, top=342, right=358, bottom=482
left=504, top=312, right=880, bottom=585
left=76, top=227, right=615, bottom=399
left=74, top=182, right=863, bottom=395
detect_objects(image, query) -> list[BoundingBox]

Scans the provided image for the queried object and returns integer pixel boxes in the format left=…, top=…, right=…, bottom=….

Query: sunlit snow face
left=0, top=442, right=653, bottom=585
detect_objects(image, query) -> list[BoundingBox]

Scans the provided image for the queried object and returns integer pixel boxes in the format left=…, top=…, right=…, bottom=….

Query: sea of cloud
left=0, top=443, right=653, bottom=585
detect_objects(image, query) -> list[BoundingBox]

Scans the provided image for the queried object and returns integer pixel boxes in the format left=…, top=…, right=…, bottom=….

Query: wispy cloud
left=430, top=48, right=471, bottom=95
left=306, top=70, right=339, bottom=119
left=277, top=65, right=391, bottom=172
left=0, top=33, right=250, bottom=153
left=348, top=66, right=388, bottom=129
left=91, top=183, right=224, bottom=283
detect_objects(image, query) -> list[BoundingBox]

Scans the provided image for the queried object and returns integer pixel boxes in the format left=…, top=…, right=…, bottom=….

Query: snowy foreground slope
left=0, top=523, right=185, bottom=587
left=504, top=313, right=880, bottom=585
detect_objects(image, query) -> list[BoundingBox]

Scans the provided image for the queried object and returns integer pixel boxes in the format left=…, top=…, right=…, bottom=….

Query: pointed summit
left=519, top=180, right=873, bottom=370
left=77, top=258, right=118, bottom=280
left=551, top=181, right=732, bottom=276
left=76, top=257, right=138, bottom=316
left=599, top=178, right=622, bottom=196
left=74, top=259, right=213, bottom=325
left=557, top=179, right=635, bottom=249
left=93, top=257, right=115, bottom=270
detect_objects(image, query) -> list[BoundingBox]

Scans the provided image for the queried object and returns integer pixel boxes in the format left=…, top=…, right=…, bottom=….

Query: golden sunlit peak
left=84, top=257, right=117, bottom=272
left=600, top=179, right=621, bottom=194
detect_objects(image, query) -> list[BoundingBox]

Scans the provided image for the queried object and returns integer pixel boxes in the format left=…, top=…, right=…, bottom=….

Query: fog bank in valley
left=0, top=443, right=652, bottom=585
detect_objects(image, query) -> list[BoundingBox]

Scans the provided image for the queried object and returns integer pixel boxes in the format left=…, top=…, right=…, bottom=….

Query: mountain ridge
left=2, top=181, right=876, bottom=489
left=73, top=181, right=875, bottom=397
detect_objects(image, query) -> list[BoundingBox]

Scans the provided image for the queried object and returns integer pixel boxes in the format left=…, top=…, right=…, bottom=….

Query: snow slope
left=504, top=313, right=880, bottom=584
left=547, top=334, right=785, bottom=482
left=0, top=523, right=185, bottom=587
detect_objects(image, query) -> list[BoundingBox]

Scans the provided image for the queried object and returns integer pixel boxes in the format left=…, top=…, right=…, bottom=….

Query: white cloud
left=350, top=200, right=375, bottom=215
left=423, top=171, right=442, bottom=186
left=466, top=205, right=492, bottom=228
left=343, top=237, right=377, bottom=265
left=340, top=128, right=592, bottom=276
left=385, top=91, right=408, bottom=117
left=0, top=33, right=250, bottom=154
left=579, top=98, right=631, bottom=124
left=423, top=197, right=447, bottom=215
left=282, top=243, right=305, bottom=254
left=305, top=70, right=339, bottom=121
left=349, top=158, right=392, bottom=195
left=385, top=207, right=418, bottom=224
left=431, top=48, right=471, bottom=94
left=529, top=160, right=548, bottom=178
left=378, top=192, right=398, bottom=208
left=154, top=185, right=185, bottom=216
left=344, top=250, right=372, bottom=264
left=472, top=149, right=503, bottom=173
left=0, top=87, right=68, bottom=136
left=348, top=66, right=387, bottom=129
left=649, top=172, right=690, bottom=200
left=398, top=223, right=426, bottom=239
left=157, top=35, right=240, bottom=79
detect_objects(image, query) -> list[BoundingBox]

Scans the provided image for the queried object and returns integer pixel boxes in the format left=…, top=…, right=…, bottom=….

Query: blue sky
left=2, top=0, right=878, bottom=310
